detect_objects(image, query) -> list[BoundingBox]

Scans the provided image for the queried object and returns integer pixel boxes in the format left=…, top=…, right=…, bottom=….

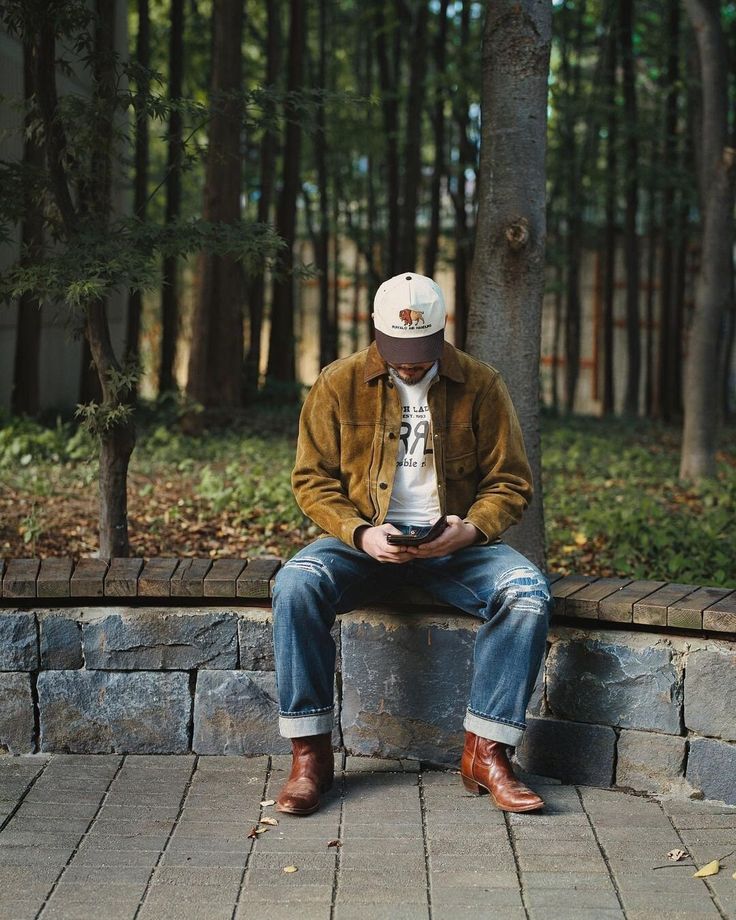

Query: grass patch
left=1, top=405, right=734, bottom=588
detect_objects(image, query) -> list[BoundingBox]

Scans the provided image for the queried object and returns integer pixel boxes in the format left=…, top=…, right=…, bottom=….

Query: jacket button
left=458, top=466, right=464, bottom=474
left=388, top=432, right=396, bottom=440
left=379, top=482, right=388, bottom=490
left=387, top=380, right=394, bottom=388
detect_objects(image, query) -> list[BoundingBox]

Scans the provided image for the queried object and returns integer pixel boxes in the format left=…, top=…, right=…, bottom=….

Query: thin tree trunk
left=398, top=0, right=429, bottom=272
left=655, top=0, right=679, bottom=421
left=467, top=0, right=552, bottom=568
left=159, top=0, right=184, bottom=394
left=267, top=0, right=305, bottom=383
left=315, top=0, right=335, bottom=368
left=187, top=0, right=245, bottom=407
left=679, top=0, right=736, bottom=479
left=601, top=19, right=617, bottom=416
left=12, top=37, right=44, bottom=417
left=620, top=0, right=641, bottom=415
left=125, top=0, right=149, bottom=401
left=424, top=0, right=450, bottom=280
left=644, top=143, right=658, bottom=418
left=374, top=0, right=401, bottom=278
left=244, top=0, right=280, bottom=391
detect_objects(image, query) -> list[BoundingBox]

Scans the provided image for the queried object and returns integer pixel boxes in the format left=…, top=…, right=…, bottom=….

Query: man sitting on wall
left=271, top=272, right=552, bottom=816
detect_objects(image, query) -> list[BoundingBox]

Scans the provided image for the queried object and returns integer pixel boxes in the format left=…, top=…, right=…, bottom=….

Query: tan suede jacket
left=292, top=340, right=533, bottom=548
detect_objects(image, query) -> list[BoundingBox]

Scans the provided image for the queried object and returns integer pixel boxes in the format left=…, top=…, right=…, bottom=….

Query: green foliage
left=542, top=415, right=736, bottom=588
left=0, top=412, right=95, bottom=470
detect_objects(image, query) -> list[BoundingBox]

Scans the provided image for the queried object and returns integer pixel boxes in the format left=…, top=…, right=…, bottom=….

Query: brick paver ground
left=0, top=754, right=734, bottom=920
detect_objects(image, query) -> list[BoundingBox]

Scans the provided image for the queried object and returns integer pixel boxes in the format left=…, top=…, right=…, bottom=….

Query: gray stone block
left=684, top=647, right=736, bottom=742
left=82, top=609, right=238, bottom=670
left=0, top=612, right=38, bottom=670
left=686, top=737, right=736, bottom=805
left=192, top=670, right=290, bottom=755
left=0, top=672, right=34, bottom=753
left=38, top=671, right=191, bottom=753
left=39, top=613, right=83, bottom=669
left=340, top=610, right=474, bottom=764
left=546, top=632, right=682, bottom=734
left=237, top=612, right=274, bottom=670
left=615, top=729, right=686, bottom=792
left=516, top=716, right=616, bottom=786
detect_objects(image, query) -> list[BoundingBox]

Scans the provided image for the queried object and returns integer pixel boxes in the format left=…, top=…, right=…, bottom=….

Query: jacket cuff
left=341, top=517, right=372, bottom=549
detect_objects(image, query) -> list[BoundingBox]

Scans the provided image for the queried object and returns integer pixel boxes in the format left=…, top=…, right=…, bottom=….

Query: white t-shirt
left=386, top=363, right=442, bottom=525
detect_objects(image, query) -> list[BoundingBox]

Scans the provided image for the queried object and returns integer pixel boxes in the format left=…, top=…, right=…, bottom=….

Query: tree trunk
left=398, top=0, right=429, bottom=272
left=374, top=0, right=401, bottom=278
left=655, top=0, right=680, bottom=422
left=620, top=0, right=641, bottom=415
left=244, top=0, right=280, bottom=391
left=467, top=0, right=552, bottom=569
left=125, top=0, right=149, bottom=401
left=315, top=0, right=335, bottom=368
left=267, top=0, right=305, bottom=383
left=679, top=0, right=735, bottom=479
left=12, top=37, right=44, bottom=417
left=159, top=0, right=184, bottom=394
left=601, top=20, right=617, bottom=416
left=187, top=0, right=245, bottom=407
left=424, top=0, right=449, bottom=280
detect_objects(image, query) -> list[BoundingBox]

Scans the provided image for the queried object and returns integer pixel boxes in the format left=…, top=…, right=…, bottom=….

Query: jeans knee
left=273, top=555, right=335, bottom=609
left=494, top=565, right=551, bottom=618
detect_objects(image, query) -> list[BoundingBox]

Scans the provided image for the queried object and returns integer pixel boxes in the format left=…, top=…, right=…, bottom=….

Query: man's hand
left=355, top=524, right=414, bottom=564
left=404, top=515, right=480, bottom=559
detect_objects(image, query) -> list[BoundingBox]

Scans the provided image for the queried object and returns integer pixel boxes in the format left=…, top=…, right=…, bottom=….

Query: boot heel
left=461, top=774, right=487, bottom=795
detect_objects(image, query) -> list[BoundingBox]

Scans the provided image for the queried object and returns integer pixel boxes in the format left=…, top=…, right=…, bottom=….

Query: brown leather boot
left=275, top=733, right=334, bottom=816
left=460, top=730, right=544, bottom=813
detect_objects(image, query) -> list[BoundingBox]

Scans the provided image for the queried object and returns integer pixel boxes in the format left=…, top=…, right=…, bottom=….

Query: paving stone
left=521, top=872, right=615, bottom=889
left=546, top=631, right=683, bottom=733
left=38, top=671, right=191, bottom=754
left=81, top=608, right=238, bottom=669
left=684, top=646, right=736, bottom=742
left=39, top=613, right=84, bottom=669
left=192, top=669, right=290, bottom=755
left=516, top=717, right=616, bottom=786
left=0, top=672, right=34, bottom=754
left=686, top=737, right=736, bottom=805
left=0, top=612, right=38, bottom=669
left=523, top=888, right=622, bottom=909
left=333, top=908, right=429, bottom=920
left=615, top=729, right=687, bottom=793
left=340, top=609, right=474, bottom=763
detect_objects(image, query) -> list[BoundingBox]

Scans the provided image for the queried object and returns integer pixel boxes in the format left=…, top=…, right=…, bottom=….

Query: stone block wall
left=1, top=605, right=735, bottom=805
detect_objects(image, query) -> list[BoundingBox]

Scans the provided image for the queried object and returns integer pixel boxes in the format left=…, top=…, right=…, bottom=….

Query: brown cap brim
left=374, top=328, right=445, bottom=365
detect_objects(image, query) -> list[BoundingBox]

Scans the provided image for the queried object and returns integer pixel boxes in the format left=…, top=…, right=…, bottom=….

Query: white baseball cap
left=372, top=272, right=447, bottom=364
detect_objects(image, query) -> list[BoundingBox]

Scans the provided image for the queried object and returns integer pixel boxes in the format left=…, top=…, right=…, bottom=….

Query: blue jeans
left=271, top=529, right=552, bottom=747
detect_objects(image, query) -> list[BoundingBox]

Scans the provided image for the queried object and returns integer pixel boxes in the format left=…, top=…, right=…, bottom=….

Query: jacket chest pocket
left=340, top=422, right=376, bottom=467
left=445, top=426, right=476, bottom=478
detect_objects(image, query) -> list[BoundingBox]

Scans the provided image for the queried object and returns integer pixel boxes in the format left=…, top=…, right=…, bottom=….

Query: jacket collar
left=363, top=340, right=465, bottom=384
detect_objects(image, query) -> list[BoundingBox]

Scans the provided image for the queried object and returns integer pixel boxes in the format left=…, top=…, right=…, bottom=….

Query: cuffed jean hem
left=463, top=710, right=524, bottom=747
left=279, top=710, right=334, bottom=739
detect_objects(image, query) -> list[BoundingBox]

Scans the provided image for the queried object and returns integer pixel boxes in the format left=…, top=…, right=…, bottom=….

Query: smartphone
left=386, top=515, right=448, bottom=546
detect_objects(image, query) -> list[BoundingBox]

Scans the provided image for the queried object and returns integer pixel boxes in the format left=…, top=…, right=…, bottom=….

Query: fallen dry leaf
left=260, top=799, right=276, bottom=807
left=693, top=859, right=720, bottom=878
left=247, top=824, right=269, bottom=839
left=327, top=839, right=342, bottom=848
left=260, top=817, right=278, bottom=826
left=283, top=865, right=298, bottom=873
left=667, top=849, right=689, bottom=862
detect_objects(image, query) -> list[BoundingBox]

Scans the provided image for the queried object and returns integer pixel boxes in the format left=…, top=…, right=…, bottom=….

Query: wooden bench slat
left=600, top=579, right=666, bottom=624
left=703, top=590, right=736, bottom=633
left=565, top=577, right=632, bottom=620
left=105, top=558, right=144, bottom=597
left=550, top=574, right=599, bottom=617
left=204, top=559, right=248, bottom=597
left=630, top=582, right=698, bottom=628
left=37, top=558, right=73, bottom=598
left=138, top=558, right=180, bottom=597
left=237, top=557, right=281, bottom=599
left=171, top=558, right=213, bottom=597
left=667, top=586, right=732, bottom=631
left=3, top=558, right=40, bottom=598
left=70, top=558, right=109, bottom=598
